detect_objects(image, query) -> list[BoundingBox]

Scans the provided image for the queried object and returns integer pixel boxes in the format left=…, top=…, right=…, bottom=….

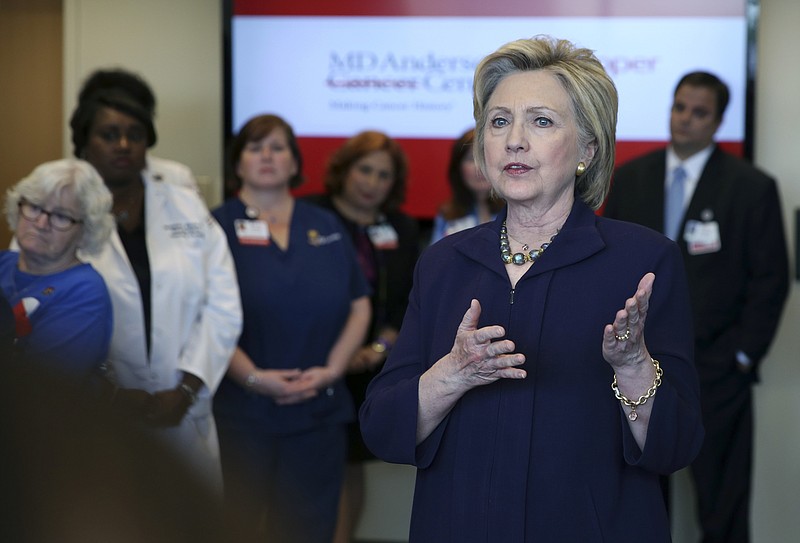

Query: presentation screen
left=225, top=1, right=753, bottom=217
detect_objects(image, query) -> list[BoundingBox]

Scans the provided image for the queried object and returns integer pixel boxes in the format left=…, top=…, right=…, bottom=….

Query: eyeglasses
left=18, top=199, right=83, bottom=231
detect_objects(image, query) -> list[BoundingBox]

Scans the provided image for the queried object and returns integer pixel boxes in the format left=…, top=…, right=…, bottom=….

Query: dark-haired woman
left=305, top=130, right=419, bottom=542
left=212, top=114, right=371, bottom=543
left=69, top=88, right=243, bottom=492
left=430, top=128, right=504, bottom=244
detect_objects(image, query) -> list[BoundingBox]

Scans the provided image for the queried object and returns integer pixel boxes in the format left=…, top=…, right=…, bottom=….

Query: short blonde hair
left=472, top=35, right=618, bottom=210
left=6, top=159, right=114, bottom=254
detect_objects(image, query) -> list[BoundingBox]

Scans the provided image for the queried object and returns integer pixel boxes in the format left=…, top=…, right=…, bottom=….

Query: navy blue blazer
left=604, top=147, right=789, bottom=381
left=360, top=200, right=704, bottom=542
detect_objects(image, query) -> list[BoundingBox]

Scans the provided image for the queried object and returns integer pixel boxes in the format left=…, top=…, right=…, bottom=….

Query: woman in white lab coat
left=69, top=89, right=243, bottom=491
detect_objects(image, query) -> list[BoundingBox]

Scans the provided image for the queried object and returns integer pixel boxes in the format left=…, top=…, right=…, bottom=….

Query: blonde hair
left=472, top=35, right=618, bottom=210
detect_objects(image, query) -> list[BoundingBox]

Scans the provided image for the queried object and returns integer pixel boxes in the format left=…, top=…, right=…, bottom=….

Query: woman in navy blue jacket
left=359, top=36, right=704, bottom=542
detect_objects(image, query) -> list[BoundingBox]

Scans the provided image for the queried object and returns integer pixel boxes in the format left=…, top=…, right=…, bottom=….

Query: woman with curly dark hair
left=305, top=130, right=419, bottom=542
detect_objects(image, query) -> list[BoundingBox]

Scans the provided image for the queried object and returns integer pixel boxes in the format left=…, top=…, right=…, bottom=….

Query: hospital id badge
left=235, top=219, right=270, bottom=246
left=367, top=223, right=399, bottom=249
left=445, top=215, right=478, bottom=237
left=684, top=220, right=721, bottom=255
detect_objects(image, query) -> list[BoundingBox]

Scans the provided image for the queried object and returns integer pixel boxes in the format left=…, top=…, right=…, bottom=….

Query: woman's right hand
left=113, top=387, right=156, bottom=419
left=417, top=299, right=525, bottom=443
left=249, top=368, right=318, bottom=405
left=435, top=299, right=526, bottom=391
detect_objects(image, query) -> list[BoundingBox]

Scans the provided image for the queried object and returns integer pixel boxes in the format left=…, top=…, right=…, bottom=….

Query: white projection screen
left=225, top=0, right=755, bottom=218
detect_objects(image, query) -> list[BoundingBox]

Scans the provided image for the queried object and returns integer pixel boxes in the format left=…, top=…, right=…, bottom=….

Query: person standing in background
left=212, top=114, right=371, bottom=543
left=429, top=128, right=504, bottom=244
left=604, top=71, right=790, bottom=543
left=76, top=68, right=200, bottom=192
left=305, top=130, right=419, bottom=543
left=2, top=159, right=114, bottom=380
left=69, top=88, right=243, bottom=492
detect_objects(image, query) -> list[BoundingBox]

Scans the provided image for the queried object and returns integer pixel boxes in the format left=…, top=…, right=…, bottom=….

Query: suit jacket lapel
left=683, top=146, right=725, bottom=228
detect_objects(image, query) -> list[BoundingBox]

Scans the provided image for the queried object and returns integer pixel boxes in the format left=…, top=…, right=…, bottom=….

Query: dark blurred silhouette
left=0, top=360, right=256, bottom=543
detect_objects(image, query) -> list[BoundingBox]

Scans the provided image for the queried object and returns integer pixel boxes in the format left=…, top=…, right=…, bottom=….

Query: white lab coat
left=81, top=170, right=242, bottom=490
left=146, top=155, right=199, bottom=192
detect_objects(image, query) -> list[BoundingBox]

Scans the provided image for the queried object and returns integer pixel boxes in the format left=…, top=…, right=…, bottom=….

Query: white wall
left=63, top=1, right=800, bottom=541
left=745, top=0, right=800, bottom=540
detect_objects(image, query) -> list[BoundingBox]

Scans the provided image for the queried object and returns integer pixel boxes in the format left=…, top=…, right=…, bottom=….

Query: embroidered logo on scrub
left=307, top=229, right=342, bottom=247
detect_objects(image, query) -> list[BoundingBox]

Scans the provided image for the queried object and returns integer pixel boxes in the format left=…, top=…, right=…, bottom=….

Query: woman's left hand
left=298, top=365, right=337, bottom=390
left=349, top=346, right=385, bottom=373
left=270, top=366, right=337, bottom=406
left=602, top=272, right=655, bottom=370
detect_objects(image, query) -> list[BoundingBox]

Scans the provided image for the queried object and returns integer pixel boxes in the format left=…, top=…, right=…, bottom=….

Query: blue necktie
left=665, top=166, right=687, bottom=240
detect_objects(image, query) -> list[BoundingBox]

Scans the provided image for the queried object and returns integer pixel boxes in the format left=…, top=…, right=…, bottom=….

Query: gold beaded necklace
left=500, top=220, right=558, bottom=266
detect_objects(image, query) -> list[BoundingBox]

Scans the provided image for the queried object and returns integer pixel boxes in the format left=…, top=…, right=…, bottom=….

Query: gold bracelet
left=611, top=358, right=663, bottom=421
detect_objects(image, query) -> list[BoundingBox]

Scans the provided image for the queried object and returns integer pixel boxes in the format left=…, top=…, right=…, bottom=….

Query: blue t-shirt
left=212, top=199, right=369, bottom=434
left=0, top=251, right=112, bottom=379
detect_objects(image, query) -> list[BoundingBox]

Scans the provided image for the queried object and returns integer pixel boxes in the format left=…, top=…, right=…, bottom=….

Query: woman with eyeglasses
left=1, top=158, right=114, bottom=379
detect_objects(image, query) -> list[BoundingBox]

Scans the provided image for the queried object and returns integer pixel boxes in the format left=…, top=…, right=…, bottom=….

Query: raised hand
left=441, top=299, right=527, bottom=390
left=602, top=272, right=655, bottom=371
left=416, top=299, right=525, bottom=443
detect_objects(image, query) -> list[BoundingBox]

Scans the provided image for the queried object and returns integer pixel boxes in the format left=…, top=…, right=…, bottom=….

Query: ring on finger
left=614, top=327, right=631, bottom=342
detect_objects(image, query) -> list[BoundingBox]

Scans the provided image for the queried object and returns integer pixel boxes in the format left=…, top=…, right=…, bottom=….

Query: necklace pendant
left=512, top=252, right=527, bottom=265
left=628, top=409, right=638, bottom=421
left=500, top=220, right=558, bottom=267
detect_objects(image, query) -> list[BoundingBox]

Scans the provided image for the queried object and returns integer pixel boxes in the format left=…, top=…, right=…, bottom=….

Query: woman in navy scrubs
left=212, top=114, right=371, bottom=543
left=305, top=130, right=420, bottom=542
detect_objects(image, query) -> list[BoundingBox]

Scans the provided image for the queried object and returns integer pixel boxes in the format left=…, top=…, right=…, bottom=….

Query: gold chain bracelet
left=611, top=358, right=663, bottom=421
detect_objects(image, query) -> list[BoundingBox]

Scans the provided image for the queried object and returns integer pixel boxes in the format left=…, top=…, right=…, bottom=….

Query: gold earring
left=575, top=162, right=586, bottom=177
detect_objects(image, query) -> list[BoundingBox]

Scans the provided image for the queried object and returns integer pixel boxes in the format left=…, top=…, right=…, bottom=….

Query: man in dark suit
left=604, top=71, right=789, bottom=543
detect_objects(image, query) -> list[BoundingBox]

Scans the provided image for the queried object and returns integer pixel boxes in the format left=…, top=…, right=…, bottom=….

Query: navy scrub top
left=212, top=198, right=370, bottom=434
